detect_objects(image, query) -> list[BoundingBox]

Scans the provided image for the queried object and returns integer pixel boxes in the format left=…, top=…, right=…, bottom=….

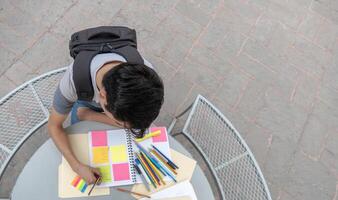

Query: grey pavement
left=1, top=0, right=338, bottom=199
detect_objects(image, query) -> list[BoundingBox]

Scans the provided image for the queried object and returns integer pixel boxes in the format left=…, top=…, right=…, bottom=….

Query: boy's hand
left=75, top=163, right=101, bottom=184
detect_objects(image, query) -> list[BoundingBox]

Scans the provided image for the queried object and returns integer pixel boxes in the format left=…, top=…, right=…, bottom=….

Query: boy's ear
left=99, top=88, right=107, bottom=104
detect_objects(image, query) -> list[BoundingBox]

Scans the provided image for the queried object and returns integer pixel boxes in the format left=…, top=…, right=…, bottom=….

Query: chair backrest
left=0, top=68, right=66, bottom=177
left=182, top=95, right=272, bottom=200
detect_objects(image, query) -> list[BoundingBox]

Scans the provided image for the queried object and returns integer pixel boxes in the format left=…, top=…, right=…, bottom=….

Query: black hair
left=102, top=62, right=164, bottom=138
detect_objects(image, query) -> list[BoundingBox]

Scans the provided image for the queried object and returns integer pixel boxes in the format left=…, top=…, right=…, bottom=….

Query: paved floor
left=1, top=0, right=338, bottom=199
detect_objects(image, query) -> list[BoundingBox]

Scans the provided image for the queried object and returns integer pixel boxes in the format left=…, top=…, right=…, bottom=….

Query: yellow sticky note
left=92, top=146, right=109, bottom=164
left=98, top=165, right=112, bottom=183
left=110, top=145, right=128, bottom=163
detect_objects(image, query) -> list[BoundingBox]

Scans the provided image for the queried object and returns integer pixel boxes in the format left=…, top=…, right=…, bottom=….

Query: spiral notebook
left=88, top=127, right=171, bottom=187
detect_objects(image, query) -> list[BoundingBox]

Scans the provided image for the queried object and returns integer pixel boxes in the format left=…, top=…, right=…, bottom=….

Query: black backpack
left=69, top=26, right=144, bottom=101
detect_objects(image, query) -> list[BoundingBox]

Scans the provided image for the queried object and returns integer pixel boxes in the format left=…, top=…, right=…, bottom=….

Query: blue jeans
left=70, top=101, right=103, bottom=125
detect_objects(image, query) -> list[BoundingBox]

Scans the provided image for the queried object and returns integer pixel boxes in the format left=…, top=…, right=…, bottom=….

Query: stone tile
left=90, top=0, right=125, bottom=24
left=110, top=0, right=160, bottom=41
left=286, top=152, right=336, bottom=199
left=163, top=10, right=203, bottom=40
left=265, top=1, right=306, bottom=29
left=249, top=13, right=279, bottom=47
left=175, top=0, right=211, bottom=26
left=223, top=0, right=262, bottom=24
left=10, top=0, right=76, bottom=27
left=141, top=54, right=176, bottom=82
left=216, top=29, right=248, bottom=62
left=190, top=43, right=234, bottom=78
left=161, top=72, right=194, bottom=116
left=191, top=0, right=221, bottom=15
left=292, top=34, right=331, bottom=67
left=142, top=22, right=175, bottom=58
left=233, top=79, right=267, bottom=121
left=285, top=46, right=325, bottom=78
left=20, top=32, right=71, bottom=73
left=267, top=22, right=297, bottom=56
left=0, top=22, right=33, bottom=54
left=0, top=1, right=48, bottom=40
left=215, top=6, right=254, bottom=36
left=4, top=60, right=38, bottom=85
left=214, top=67, right=251, bottom=108
left=176, top=84, right=214, bottom=116
left=0, top=75, right=17, bottom=98
left=0, top=46, right=16, bottom=75
left=154, top=109, right=174, bottom=128
left=161, top=33, right=194, bottom=67
left=149, top=0, right=179, bottom=20
left=311, top=0, right=338, bottom=25
left=176, top=58, right=221, bottom=94
left=243, top=38, right=298, bottom=81
left=255, top=87, right=309, bottom=143
left=199, top=16, right=228, bottom=50
left=263, top=136, right=296, bottom=184
left=318, top=86, right=338, bottom=114
left=320, top=149, right=338, bottom=178
left=315, top=19, right=338, bottom=51
left=298, top=11, right=324, bottom=41
left=292, top=73, right=320, bottom=111
left=50, top=1, right=107, bottom=38
left=299, top=113, right=330, bottom=159
left=243, top=123, right=272, bottom=167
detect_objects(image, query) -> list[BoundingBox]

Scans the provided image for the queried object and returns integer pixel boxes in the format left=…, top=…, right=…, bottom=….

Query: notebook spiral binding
left=125, top=129, right=137, bottom=183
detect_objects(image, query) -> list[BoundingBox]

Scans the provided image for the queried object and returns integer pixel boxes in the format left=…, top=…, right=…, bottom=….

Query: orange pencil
left=141, top=152, right=166, bottom=185
left=136, top=152, right=160, bottom=186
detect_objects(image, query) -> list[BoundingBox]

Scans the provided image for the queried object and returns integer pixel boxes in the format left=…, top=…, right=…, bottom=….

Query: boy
left=47, top=53, right=164, bottom=184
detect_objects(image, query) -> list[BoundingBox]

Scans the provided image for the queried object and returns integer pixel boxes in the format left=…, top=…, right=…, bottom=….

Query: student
left=47, top=52, right=164, bottom=184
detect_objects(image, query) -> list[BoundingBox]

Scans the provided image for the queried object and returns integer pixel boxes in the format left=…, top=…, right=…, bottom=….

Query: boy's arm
left=47, top=108, right=100, bottom=184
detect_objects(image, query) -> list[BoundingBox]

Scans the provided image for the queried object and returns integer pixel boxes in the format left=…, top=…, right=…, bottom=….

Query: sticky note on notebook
left=91, top=131, right=107, bottom=146
left=112, top=163, right=130, bottom=181
left=98, top=165, right=112, bottom=183
left=110, top=145, right=128, bottom=163
left=92, top=146, right=109, bottom=164
left=151, top=127, right=167, bottom=142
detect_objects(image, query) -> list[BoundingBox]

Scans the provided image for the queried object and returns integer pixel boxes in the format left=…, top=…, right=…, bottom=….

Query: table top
left=11, top=121, right=215, bottom=200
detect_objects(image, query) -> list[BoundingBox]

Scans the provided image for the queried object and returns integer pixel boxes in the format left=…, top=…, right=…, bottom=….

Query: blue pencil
left=150, top=151, right=177, bottom=183
left=152, top=144, right=179, bottom=169
left=134, top=142, right=167, bottom=176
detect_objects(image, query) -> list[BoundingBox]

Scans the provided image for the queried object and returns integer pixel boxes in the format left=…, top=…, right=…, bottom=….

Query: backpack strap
left=73, top=45, right=144, bottom=101
left=73, top=51, right=98, bottom=101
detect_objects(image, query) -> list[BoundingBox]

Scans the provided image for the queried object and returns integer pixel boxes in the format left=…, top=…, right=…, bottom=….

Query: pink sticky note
left=151, top=127, right=167, bottom=143
left=112, top=163, right=130, bottom=181
left=91, top=131, right=107, bottom=146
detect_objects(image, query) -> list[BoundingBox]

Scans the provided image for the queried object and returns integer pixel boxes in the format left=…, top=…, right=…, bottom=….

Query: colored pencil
left=135, top=142, right=167, bottom=176
left=149, top=151, right=177, bottom=183
left=152, top=144, right=179, bottom=169
left=151, top=149, right=177, bottom=175
left=116, top=188, right=151, bottom=198
left=88, top=175, right=101, bottom=196
left=135, top=157, right=157, bottom=189
left=134, top=163, right=151, bottom=191
left=136, top=152, right=160, bottom=186
left=141, top=151, right=166, bottom=185
left=139, top=152, right=162, bottom=185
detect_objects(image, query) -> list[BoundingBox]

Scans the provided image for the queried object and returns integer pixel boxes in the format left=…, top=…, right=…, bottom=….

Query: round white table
left=11, top=121, right=215, bottom=199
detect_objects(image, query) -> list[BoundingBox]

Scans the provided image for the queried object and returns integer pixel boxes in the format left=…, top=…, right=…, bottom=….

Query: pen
left=88, top=174, right=101, bottom=196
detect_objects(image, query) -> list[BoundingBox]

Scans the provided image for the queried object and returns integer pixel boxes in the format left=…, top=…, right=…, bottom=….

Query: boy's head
left=100, top=63, right=164, bottom=138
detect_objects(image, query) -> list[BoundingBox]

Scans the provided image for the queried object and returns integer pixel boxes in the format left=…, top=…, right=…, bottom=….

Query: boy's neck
left=96, top=61, right=122, bottom=90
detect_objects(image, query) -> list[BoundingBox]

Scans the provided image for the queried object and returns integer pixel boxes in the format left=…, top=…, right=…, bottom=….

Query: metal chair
left=168, top=95, right=272, bottom=200
left=0, top=68, right=66, bottom=177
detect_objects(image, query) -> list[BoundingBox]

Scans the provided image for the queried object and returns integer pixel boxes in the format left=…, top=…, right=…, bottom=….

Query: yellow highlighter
left=135, top=130, right=161, bottom=142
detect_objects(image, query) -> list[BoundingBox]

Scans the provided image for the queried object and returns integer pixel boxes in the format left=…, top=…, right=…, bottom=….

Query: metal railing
left=0, top=68, right=66, bottom=177
left=169, top=95, right=272, bottom=200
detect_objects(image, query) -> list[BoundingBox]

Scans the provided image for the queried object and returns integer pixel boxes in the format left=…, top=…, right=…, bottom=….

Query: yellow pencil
left=136, top=152, right=159, bottom=186
left=141, top=152, right=166, bottom=185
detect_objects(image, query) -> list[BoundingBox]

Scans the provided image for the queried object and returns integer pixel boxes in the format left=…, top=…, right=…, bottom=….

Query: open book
left=88, top=127, right=171, bottom=187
